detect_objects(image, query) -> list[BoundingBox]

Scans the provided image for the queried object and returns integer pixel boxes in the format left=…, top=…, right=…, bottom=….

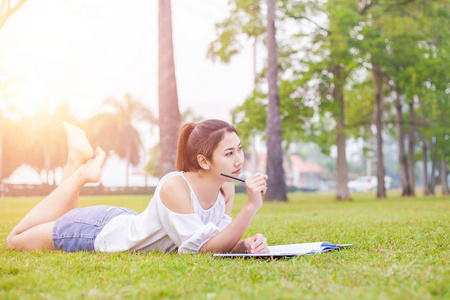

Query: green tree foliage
left=210, top=0, right=315, bottom=147
left=207, top=0, right=265, bottom=63
left=232, top=80, right=314, bottom=148
left=211, top=0, right=449, bottom=198
left=357, top=0, right=449, bottom=196
left=279, top=0, right=368, bottom=200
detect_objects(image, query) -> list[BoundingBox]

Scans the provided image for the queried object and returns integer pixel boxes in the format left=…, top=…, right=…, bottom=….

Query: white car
left=348, top=176, right=392, bottom=192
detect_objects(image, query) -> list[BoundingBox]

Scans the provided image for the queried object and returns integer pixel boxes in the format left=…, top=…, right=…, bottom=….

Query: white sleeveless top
left=94, top=172, right=232, bottom=253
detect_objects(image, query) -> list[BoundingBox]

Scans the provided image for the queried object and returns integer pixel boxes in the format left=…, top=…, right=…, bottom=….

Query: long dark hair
left=176, top=119, right=237, bottom=172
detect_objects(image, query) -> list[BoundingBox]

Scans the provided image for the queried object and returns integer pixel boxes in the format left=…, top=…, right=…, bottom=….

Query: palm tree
left=158, top=0, right=182, bottom=178
left=265, top=0, right=287, bottom=201
left=13, top=101, right=75, bottom=185
left=88, top=93, right=155, bottom=186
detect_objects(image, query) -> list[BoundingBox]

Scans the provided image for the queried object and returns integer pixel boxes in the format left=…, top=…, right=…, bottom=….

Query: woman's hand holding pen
left=216, top=172, right=269, bottom=254
left=244, top=173, right=268, bottom=209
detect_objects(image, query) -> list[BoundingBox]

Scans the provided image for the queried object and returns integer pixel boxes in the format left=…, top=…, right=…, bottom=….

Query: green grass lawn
left=1, top=192, right=449, bottom=299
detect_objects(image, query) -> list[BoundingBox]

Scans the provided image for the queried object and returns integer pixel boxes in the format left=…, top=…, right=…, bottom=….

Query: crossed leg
left=6, top=123, right=106, bottom=251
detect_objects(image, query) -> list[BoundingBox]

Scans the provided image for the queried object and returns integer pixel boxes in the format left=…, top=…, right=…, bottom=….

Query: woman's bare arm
left=199, top=173, right=268, bottom=253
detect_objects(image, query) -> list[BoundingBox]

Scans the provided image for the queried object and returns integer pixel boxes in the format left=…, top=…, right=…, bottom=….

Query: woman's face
left=210, top=131, right=244, bottom=179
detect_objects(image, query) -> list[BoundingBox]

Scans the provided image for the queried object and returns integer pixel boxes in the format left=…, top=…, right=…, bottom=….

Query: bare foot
left=80, top=147, right=107, bottom=183
left=63, top=122, right=94, bottom=165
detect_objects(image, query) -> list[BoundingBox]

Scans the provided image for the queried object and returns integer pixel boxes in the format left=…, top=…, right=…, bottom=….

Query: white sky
left=0, top=0, right=257, bottom=122
left=0, top=0, right=261, bottom=185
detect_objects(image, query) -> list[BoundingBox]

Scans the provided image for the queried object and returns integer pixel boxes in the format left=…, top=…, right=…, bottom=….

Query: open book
left=213, top=241, right=352, bottom=258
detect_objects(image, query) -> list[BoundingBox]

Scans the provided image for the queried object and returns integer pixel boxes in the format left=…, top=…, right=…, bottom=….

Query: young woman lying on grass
left=6, top=119, right=269, bottom=254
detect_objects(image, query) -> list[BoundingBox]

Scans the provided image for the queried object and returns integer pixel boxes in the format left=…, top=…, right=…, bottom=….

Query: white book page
left=268, top=242, right=324, bottom=255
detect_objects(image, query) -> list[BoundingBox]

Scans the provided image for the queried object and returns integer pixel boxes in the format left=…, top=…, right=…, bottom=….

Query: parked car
left=348, top=176, right=392, bottom=192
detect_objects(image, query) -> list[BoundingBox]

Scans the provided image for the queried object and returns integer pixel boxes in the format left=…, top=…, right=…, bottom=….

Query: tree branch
left=359, top=2, right=374, bottom=15
left=300, top=14, right=329, bottom=34
left=0, top=0, right=27, bottom=30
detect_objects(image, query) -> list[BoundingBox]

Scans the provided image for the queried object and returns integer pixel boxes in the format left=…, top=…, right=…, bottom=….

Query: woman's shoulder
left=162, top=173, right=188, bottom=187
left=158, top=172, right=190, bottom=194
left=159, top=174, right=194, bottom=214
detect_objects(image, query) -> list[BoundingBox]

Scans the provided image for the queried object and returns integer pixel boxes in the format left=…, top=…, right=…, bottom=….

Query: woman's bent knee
left=6, top=232, right=18, bottom=250
left=5, top=222, right=55, bottom=251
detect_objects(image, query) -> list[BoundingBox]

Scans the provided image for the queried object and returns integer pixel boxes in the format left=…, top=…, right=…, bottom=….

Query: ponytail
left=176, top=123, right=196, bottom=172
left=176, top=119, right=237, bottom=172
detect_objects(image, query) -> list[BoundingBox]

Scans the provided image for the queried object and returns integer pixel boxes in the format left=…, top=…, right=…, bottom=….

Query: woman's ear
left=197, top=155, right=210, bottom=170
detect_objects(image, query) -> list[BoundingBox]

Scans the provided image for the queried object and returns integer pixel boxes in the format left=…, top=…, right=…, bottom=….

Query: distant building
left=243, top=153, right=326, bottom=191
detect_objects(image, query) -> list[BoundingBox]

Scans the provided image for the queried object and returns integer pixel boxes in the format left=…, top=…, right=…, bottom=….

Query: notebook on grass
left=213, top=241, right=352, bottom=258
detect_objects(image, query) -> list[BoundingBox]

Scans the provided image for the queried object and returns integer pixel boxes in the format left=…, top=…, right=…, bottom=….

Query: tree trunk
left=126, top=142, right=130, bottom=187
left=265, top=0, right=287, bottom=201
left=44, top=147, right=50, bottom=185
left=372, top=62, right=386, bottom=198
left=158, top=0, right=181, bottom=178
left=250, top=39, right=258, bottom=174
left=333, top=65, right=349, bottom=200
left=407, top=99, right=416, bottom=195
left=0, top=133, right=2, bottom=182
left=441, top=158, right=449, bottom=195
left=418, top=98, right=430, bottom=196
left=394, top=93, right=412, bottom=196
left=421, top=137, right=430, bottom=195
left=429, top=137, right=436, bottom=195
left=124, top=124, right=131, bottom=187
left=366, top=137, right=372, bottom=178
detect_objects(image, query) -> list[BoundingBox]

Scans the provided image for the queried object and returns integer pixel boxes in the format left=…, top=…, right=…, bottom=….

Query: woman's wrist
left=230, top=240, right=247, bottom=253
left=243, top=200, right=261, bottom=213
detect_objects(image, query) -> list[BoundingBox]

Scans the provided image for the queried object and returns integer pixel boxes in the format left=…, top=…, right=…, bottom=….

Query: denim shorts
left=52, top=205, right=137, bottom=252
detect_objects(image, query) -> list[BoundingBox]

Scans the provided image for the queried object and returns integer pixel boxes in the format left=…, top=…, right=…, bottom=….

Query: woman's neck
left=184, top=171, right=223, bottom=209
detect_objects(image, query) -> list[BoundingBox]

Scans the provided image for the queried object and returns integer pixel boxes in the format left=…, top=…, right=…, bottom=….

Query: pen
left=220, top=173, right=246, bottom=183
left=221, top=173, right=269, bottom=192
